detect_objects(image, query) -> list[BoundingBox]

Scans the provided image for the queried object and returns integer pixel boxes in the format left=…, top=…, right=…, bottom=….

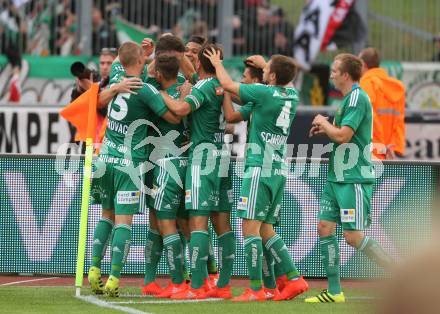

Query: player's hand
left=309, top=124, right=323, bottom=137
left=203, top=48, right=222, bottom=67
left=116, top=77, right=143, bottom=94
left=385, top=144, right=396, bottom=160
left=141, top=38, right=154, bottom=58
left=312, top=114, right=329, bottom=126
left=178, top=81, right=192, bottom=98
left=77, top=77, right=92, bottom=92
left=246, top=55, right=267, bottom=69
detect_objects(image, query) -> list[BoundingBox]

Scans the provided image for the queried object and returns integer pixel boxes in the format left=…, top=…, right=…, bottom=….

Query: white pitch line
left=109, top=298, right=222, bottom=305
left=76, top=295, right=154, bottom=314
left=0, top=277, right=60, bottom=286
left=110, top=296, right=377, bottom=304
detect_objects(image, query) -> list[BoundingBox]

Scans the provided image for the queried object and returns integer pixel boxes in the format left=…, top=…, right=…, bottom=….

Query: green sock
left=189, top=231, right=209, bottom=289
left=144, top=229, right=163, bottom=285
left=244, top=236, right=263, bottom=291
left=274, top=262, right=284, bottom=279
left=207, top=233, right=218, bottom=274
left=91, top=218, right=114, bottom=268
left=320, top=235, right=341, bottom=295
left=262, top=246, right=277, bottom=289
left=217, top=231, right=236, bottom=288
left=178, top=231, right=190, bottom=281
left=163, top=234, right=184, bottom=284
left=358, top=236, right=393, bottom=269
left=110, top=224, right=131, bottom=279
left=265, top=234, right=299, bottom=281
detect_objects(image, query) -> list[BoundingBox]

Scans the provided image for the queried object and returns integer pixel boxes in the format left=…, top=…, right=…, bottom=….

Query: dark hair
left=335, top=53, right=363, bottom=82
left=187, top=35, right=206, bottom=46
left=155, top=53, right=180, bottom=81
left=359, top=47, right=380, bottom=69
left=198, top=43, right=223, bottom=74
left=100, top=47, right=118, bottom=57
left=118, top=42, right=143, bottom=67
left=155, top=35, right=185, bottom=55
left=243, top=60, right=263, bottom=82
left=269, top=55, right=298, bottom=85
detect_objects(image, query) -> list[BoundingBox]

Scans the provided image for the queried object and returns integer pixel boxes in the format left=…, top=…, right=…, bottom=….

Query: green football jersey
left=238, top=102, right=254, bottom=121
left=100, top=73, right=169, bottom=163
left=152, top=82, right=189, bottom=157
left=184, top=77, right=225, bottom=157
left=239, top=84, right=299, bottom=169
left=109, top=61, right=148, bottom=83
left=327, top=84, right=375, bottom=183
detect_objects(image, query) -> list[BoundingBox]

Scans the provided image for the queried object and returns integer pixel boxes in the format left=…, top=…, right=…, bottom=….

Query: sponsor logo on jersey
left=164, top=204, right=172, bottom=209
left=215, top=87, right=224, bottom=95
left=340, top=208, right=355, bottom=223
left=202, top=201, right=209, bottom=207
left=116, top=191, right=140, bottom=204
left=237, top=196, right=248, bottom=210
left=185, top=190, right=191, bottom=203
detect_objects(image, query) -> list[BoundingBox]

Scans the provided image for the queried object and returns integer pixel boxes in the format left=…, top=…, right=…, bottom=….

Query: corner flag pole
left=74, top=84, right=99, bottom=296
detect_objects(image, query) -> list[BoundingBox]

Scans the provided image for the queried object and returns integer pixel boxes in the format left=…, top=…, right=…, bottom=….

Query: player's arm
left=179, top=55, right=196, bottom=81
left=143, top=83, right=181, bottom=124
left=160, top=92, right=192, bottom=117
left=312, top=114, right=354, bottom=144
left=222, top=92, right=245, bottom=123
left=98, top=78, right=143, bottom=108
left=203, top=48, right=240, bottom=96
left=161, top=110, right=181, bottom=124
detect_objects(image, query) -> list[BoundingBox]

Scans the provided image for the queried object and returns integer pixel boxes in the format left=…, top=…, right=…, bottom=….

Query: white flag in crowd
left=293, top=0, right=355, bottom=70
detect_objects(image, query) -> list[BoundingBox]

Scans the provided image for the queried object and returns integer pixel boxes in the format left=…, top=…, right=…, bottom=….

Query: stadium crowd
left=0, top=0, right=294, bottom=56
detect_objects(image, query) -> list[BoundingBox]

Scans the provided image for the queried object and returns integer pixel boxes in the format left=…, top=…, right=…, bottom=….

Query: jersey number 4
left=108, top=92, right=131, bottom=121
left=276, top=101, right=292, bottom=135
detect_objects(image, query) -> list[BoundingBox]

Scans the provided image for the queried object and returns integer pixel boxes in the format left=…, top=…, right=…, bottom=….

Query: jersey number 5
left=276, top=101, right=292, bottom=135
left=109, top=93, right=131, bottom=121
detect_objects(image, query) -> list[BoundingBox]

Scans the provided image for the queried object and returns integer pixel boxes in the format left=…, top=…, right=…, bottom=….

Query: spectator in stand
left=0, top=0, right=26, bottom=102
left=359, top=47, right=406, bottom=159
left=92, top=7, right=117, bottom=56
left=242, top=6, right=271, bottom=55
left=432, top=33, right=440, bottom=61
left=269, top=6, right=294, bottom=56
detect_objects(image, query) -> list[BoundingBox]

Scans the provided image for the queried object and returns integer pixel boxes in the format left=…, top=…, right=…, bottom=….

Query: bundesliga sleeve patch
left=215, top=87, right=224, bottom=96
left=185, top=190, right=191, bottom=203
left=117, top=191, right=140, bottom=204
left=340, top=208, right=356, bottom=223
left=237, top=196, right=248, bottom=210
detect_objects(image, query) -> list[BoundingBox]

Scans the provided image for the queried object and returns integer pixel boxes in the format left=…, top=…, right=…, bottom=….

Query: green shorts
left=184, top=160, right=233, bottom=215
left=149, top=157, right=188, bottom=220
left=319, top=181, right=373, bottom=230
left=237, top=166, right=286, bottom=225
left=90, top=158, right=146, bottom=215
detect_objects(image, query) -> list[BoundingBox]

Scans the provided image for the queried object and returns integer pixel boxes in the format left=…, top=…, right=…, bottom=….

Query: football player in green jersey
left=184, top=34, right=221, bottom=284
left=222, top=56, right=288, bottom=299
left=141, top=53, right=190, bottom=298
left=88, top=42, right=180, bottom=297
left=204, top=49, right=309, bottom=301
left=305, top=53, right=393, bottom=303
left=159, top=43, right=236, bottom=300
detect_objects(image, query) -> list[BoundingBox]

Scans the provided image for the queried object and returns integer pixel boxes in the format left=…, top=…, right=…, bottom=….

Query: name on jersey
left=107, top=120, right=128, bottom=134
left=261, top=132, right=288, bottom=145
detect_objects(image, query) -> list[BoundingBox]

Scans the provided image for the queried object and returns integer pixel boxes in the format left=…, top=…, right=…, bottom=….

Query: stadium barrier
left=0, top=154, right=437, bottom=278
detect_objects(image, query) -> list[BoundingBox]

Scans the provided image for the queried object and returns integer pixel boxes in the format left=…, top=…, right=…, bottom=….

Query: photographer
left=70, top=47, right=118, bottom=102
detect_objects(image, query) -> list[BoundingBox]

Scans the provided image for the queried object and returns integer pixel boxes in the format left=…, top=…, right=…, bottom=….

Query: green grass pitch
left=1, top=286, right=378, bottom=314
